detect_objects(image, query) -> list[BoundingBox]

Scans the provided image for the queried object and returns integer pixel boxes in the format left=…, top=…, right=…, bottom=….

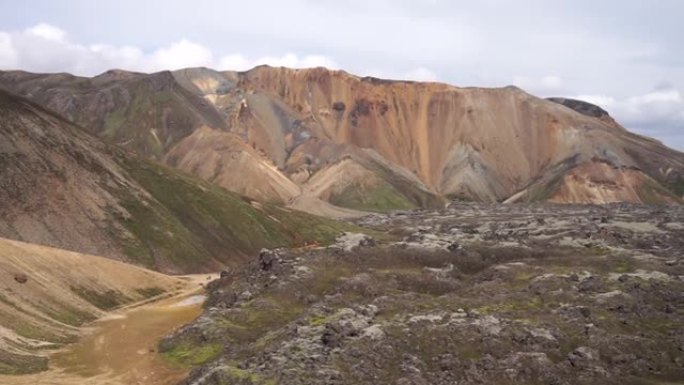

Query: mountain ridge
left=1, top=66, right=682, bottom=208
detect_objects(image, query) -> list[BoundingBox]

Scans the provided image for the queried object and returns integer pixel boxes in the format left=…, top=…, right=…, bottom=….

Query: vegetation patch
left=40, top=304, right=96, bottom=327
left=135, top=286, right=167, bottom=298
left=161, top=341, right=222, bottom=368
left=0, top=350, right=48, bottom=375
left=330, top=182, right=415, bottom=213
left=110, top=155, right=367, bottom=271
left=223, top=365, right=269, bottom=383
left=69, top=286, right=131, bottom=310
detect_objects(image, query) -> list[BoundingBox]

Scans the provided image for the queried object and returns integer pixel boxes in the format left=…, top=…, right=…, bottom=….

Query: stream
left=0, top=283, right=210, bottom=385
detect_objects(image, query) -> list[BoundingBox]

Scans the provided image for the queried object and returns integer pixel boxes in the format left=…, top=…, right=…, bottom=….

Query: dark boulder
left=13, top=273, right=28, bottom=284
left=258, top=249, right=280, bottom=271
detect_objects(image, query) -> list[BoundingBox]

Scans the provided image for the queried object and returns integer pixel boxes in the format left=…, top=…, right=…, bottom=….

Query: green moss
left=527, top=172, right=566, bottom=202
left=135, top=286, right=167, bottom=298
left=637, top=179, right=683, bottom=204
left=330, top=182, right=415, bottom=213
left=162, top=341, right=222, bottom=367
left=0, top=306, right=76, bottom=345
left=614, top=259, right=636, bottom=274
left=14, top=323, right=53, bottom=341
left=586, top=245, right=611, bottom=256
left=102, top=109, right=126, bottom=139
left=308, top=314, right=330, bottom=326
left=205, top=365, right=278, bottom=385
left=665, top=178, right=684, bottom=197
left=40, top=304, right=96, bottom=327
left=225, top=365, right=262, bottom=381
left=69, top=286, right=130, bottom=310
left=0, top=350, right=48, bottom=374
left=475, top=296, right=545, bottom=315
left=108, top=155, right=370, bottom=271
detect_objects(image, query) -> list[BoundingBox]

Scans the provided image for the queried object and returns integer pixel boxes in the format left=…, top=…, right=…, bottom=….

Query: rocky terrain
left=1, top=66, right=683, bottom=212
left=165, top=203, right=684, bottom=385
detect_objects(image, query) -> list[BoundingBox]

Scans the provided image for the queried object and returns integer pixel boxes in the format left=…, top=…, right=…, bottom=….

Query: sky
left=0, top=0, right=683, bottom=150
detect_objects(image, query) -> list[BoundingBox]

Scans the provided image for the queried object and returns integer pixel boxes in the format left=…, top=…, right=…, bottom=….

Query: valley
left=0, top=274, right=214, bottom=385
left=1, top=64, right=683, bottom=385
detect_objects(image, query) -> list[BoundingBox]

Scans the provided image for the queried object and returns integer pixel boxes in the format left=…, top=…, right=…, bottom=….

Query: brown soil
left=0, top=275, right=214, bottom=385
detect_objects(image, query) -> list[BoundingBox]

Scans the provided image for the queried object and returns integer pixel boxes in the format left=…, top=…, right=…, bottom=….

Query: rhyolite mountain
left=1, top=66, right=683, bottom=210
left=0, top=89, right=357, bottom=274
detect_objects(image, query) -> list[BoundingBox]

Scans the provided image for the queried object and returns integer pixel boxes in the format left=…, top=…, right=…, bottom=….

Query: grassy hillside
left=110, top=154, right=360, bottom=272
left=0, top=88, right=366, bottom=274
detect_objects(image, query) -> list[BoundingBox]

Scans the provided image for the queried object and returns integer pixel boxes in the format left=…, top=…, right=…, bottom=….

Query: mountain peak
left=547, top=97, right=611, bottom=119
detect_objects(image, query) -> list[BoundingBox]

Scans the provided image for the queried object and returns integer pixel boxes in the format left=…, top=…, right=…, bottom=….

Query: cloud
left=0, top=23, right=339, bottom=76
left=362, top=67, right=439, bottom=82
left=401, top=67, right=439, bottom=82
left=149, top=39, right=214, bottom=70
left=575, top=88, right=684, bottom=150
left=26, top=23, right=67, bottom=43
left=219, top=53, right=338, bottom=71
left=0, top=32, right=16, bottom=68
left=0, top=17, right=681, bottom=150
left=513, top=75, right=567, bottom=95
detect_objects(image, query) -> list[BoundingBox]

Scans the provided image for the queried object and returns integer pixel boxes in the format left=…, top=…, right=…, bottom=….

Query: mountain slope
left=0, top=88, right=357, bottom=274
left=164, top=125, right=302, bottom=204
left=0, top=236, right=184, bottom=374
left=240, top=67, right=684, bottom=204
left=2, top=67, right=683, bottom=206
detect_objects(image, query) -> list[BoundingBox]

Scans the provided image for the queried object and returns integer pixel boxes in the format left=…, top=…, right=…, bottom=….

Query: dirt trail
left=0, top=274, right=217, bottom=385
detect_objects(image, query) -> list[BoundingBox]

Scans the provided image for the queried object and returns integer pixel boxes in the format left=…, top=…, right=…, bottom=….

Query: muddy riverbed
left=0, top=276, right=215, bottom=385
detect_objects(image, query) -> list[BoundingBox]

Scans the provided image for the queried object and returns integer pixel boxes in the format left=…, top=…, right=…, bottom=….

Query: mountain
left=1, top=66, right=683, bottom=207
left=0, top=88, right=358, bottom=274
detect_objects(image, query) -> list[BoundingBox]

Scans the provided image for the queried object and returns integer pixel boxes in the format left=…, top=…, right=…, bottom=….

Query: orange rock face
left=1, top=66, right=682, bottom=208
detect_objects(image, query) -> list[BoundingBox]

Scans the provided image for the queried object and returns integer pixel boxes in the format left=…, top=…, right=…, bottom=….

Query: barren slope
left=240, top=67, right=684, bottom=203
left=164, top=125, right=301, bottom=204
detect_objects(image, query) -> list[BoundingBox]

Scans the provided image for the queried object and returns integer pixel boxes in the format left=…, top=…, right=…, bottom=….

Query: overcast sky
left=1, top=0, right=683, bottom=150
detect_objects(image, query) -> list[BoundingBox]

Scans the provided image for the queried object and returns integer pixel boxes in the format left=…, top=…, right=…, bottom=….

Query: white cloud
left=219, top=53, right=338, bottom=71
left=513, top=75, right=566, bottom=95
left=361, top=66, right=439, bottom=82
left=0, top=32, right=17, bottom=68
left=401, top=67, right=439, bottom=82
left=576, top=89, right=684, bottom=127
left=574, top=88, right=684, bottom=149
left=218, top=54, right=252, bottom=71
left=0, top=23, right=339, bottom=76
left=572, top=94, right=616, bottom=108
left=149, top=39, right=214, bottom=70
left=26, top=23, right=67, bottom=43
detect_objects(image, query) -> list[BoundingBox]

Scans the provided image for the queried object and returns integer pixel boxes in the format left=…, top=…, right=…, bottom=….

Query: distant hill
left=1, top=66, right=683, bottom=207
